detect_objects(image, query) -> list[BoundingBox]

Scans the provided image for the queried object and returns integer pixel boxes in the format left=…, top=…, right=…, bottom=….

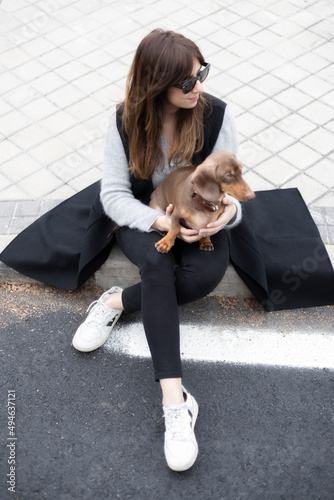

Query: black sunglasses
left=174, top=62, right=211, bottom=94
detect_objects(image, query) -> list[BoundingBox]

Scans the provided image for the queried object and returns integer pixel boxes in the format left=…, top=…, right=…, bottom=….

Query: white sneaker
left=72, top=286, right=123, bottom=352
left=163, top=386, right=199, bottom=472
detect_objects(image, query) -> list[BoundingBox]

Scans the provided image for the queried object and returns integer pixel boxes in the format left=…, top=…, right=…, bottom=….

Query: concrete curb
left=1, top=242, right=333, bottom=299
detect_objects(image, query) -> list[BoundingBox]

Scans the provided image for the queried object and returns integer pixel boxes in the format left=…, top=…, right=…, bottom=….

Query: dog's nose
left=246, top=191, right=256, bottom=201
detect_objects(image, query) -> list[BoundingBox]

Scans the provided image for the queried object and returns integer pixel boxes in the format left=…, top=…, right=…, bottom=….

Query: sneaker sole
left=72, top=310, right=123, bottom=352
left=165, top=397, right=199, bottom=472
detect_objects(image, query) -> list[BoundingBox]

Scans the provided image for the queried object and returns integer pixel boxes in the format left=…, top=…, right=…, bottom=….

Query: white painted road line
left=105, top=323, right=334, bottom=370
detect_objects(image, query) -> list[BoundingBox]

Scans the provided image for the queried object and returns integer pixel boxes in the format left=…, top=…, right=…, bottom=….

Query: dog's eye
left=224, top=173, right=233, bottom=179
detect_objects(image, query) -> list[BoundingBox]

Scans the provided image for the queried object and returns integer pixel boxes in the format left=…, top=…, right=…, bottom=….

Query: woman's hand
left=151, top=204, right=200, bottom=241
left=197, top=196, right=237, bottom=239
left=151, top=204, right=175, bottom=233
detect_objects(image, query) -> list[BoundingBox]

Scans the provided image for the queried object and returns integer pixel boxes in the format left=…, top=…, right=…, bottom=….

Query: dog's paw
left=155, top=241, right=171, bottom=253
left=199, top=241, right=214, bottom=251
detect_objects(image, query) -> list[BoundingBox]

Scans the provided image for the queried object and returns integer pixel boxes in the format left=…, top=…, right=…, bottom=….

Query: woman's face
left=164, top=58, right=204, bottom=113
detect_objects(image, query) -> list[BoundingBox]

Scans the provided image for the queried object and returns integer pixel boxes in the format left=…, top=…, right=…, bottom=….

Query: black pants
left=116, top=227, right=230, bottom=381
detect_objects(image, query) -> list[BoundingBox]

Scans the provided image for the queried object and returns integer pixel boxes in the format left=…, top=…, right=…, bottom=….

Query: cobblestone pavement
left=0, top=0, right=333, bottom=251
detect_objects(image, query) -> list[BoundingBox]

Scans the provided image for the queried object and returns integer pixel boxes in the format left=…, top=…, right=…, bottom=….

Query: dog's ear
left=191, top=161, right=218, bottom=186
left=190, top=161, right=223, bottom=201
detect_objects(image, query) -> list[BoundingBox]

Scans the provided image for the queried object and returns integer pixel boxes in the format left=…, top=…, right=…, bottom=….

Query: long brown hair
left=122, top=29, right=209, bottom=179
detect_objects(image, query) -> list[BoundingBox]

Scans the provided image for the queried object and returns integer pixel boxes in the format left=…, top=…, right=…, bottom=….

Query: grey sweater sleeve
left=100, top=113, right=163, bottom=232
left=212, top=105, right=242, bottom=228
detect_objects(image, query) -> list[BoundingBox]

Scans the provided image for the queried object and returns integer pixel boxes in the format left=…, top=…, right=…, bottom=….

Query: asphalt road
left=1, top=282, right=334, bottom=500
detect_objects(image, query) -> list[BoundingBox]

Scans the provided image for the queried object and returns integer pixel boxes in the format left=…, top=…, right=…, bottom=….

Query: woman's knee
left=140, top=251, right=175, bottom=279
left=194, top=265, right=225, bottom=295
left=176, top=253, right=229, bottom=303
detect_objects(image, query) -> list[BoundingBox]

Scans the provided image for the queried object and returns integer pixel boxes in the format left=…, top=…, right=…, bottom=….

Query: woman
left=72, top=29, right=241, bottom=472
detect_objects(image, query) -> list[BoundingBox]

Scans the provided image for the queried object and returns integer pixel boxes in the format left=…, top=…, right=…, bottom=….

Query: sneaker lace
left=164, top=406, right=192, bottom=441
left=85, top=300, right=112, bottom=327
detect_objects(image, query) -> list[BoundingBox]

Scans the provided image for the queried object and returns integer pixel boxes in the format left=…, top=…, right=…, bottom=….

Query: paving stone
left=274, top=88, right=313, bottom=112
left=289, top=9, right=321, bottom=29
left=13, top=59, right=49, bottom=82
left=275, top=114, right=316, bottom=140
left=67, top=168, right=102, bottom=192
left=291, top=29, right=326, bottom=50
left=296, top=75, right=333, bottom=99
left=250, top=30, right=283, bottom=49
left=38, top=200, right=61, bottom=215
left=271, top=40, right=306, bottom=61
left=20, top=97, right=59, bottom=121
left=310, top=207, right=327, bottom=226
left=307, top=159, right=334, bottom=188
left=0, top=218, right=11, bottom=234
left=298, top=101, right=333, bottom=126
left=44, top=185, right=77, bottom=200
left=17, top=170, right=63, bottom=198
left=301, top=128, right=334, bottom=156
left=315, top=41, right=334, bottom=63
left=318, top=65, right=334, bottom=85
left=243, top=170, right=274, bottom=192
left=0, top=185, right=30, bottom=201
left=269, top=18, right=303, bottom=38
left=39, top=48, right=73, bottom=70
left=279, top=143, right=321, bottom=169
left=9, top=216, right=38, bottom=234
left=19, top=37, right=56, bottom=58
left=325, top=120, right=334, bottom=134
left=47, top=84, right=86, bottom=109
left=325, top=207, right=334, bottom=225
left=15, top=200, right=41, bottom=217
left=0, top=99, right=13, bottom=116
left=0, top=109, right=30, bottom=138
left=30, top=72, right=67, bottom=95
left=0, top=201, right=17, bottom=218
left=39, top=111, right=78, bottom=136
left=1, top=156, right=42, bottom=183
left=29, top=138, right=73, bottom=165
left=49, top=156, right=92, bottom=183
left=0, top=173, right=11, bottom=191
left=0, top=235, right=15, bottom=253
left=0, top=140, right=21, bottom=164
left=249, top=73, right=289, bottom=97
left=252, top=126, right=295, bottom=155
left=328, top=226, right=334, bottom=244
left=236, top=112, right=267, bottom=137
left=271, top=62, right=310, bottom=85
left=320, top=89, right=334, bottom=108
left=10, top=124, right=51, bottom=150
left=254, top=157, right=299, bottom=187
left=317, top=225, right=330, bottom=243
left=251, top=99, right=290, bottom=125
left=228, top=61, right=264, bottom=83
left=0, top=72, right=23, bottom=94
left=1, top=46, right=31, bottom=69
left=313, top=192, right=334, bottom=208
left=283, top=174, right=328, bottom=205
left=228, top=86, right=266, bottom=110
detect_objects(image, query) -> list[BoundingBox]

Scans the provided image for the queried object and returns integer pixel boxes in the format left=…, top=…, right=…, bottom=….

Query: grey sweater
left=100, top=105, right=242, bottom=232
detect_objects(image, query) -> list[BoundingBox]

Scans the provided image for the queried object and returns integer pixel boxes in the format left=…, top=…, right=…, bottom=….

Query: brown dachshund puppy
left=149, top=150, right=255, bottom=253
